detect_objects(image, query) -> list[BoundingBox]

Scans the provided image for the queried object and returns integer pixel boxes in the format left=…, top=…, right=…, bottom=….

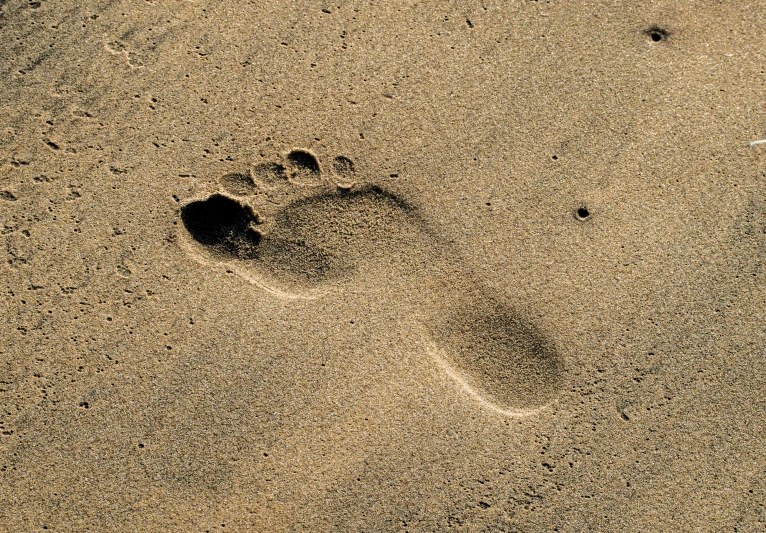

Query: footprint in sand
left=178, top=149, right=564, bottom=416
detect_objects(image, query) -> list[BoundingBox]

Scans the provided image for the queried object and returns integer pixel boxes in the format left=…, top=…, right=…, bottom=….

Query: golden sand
left=1, top=1, right=765, bottom=531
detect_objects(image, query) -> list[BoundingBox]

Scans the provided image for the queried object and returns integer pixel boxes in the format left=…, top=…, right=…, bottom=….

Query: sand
left=1, top=0, right=765, bottom=531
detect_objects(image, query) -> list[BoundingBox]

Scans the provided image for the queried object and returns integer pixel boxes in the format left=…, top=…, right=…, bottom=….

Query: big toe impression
left=180, top=194, right=262, bottom=259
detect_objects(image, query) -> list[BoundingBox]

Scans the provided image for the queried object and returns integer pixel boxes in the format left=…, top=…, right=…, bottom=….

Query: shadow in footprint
left=286, top=149, right=322, bottom=186
left=180, top=194, right=262, bottom=259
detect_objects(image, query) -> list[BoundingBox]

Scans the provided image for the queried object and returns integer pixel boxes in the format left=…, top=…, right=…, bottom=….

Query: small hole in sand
left=645, top=27, right=668, bottom=42
left=576, top=206, right=590, bottom=220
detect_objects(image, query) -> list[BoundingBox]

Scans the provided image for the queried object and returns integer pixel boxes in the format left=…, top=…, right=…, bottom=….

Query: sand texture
left=1, top=1, right=765, bottom=531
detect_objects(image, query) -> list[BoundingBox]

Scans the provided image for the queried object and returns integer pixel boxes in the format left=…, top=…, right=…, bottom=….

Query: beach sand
left=1, top=1, right=765, bottom=531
